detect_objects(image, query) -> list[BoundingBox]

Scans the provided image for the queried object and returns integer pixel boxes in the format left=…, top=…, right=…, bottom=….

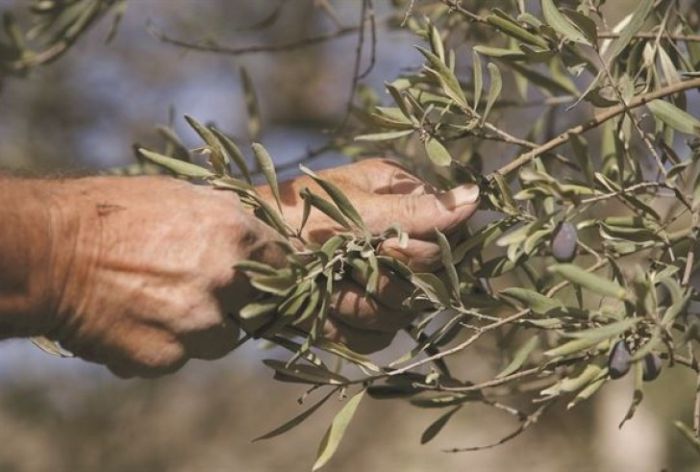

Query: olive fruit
left=642, top=353, right=663, bottom=382
left=551, top=222, right=577, bottom=262
left=608, top=340, right=632, bottom=379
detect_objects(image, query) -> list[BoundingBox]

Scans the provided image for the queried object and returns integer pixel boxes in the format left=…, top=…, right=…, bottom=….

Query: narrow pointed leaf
left=254, top=389, right=337, bottom=442
left=481, top=63, right=502, bottom=124
left=312, top=390, right=366, bottom=471
left=138, top=148, right=214, bottom=178
left=647, top=100, right=700, bottom=136
left=252, top=143, right=281, bottom=210
left=424, top=136, right=452, bottom=166
left=542, top=0, right=590, bottom=45
left=241, top=66, right=262, bottom=140
left=300, top=165, right=367, bottom=231
left=421, top=406, right=461, bottom=444
left=548, top=264, right=628, bottom=300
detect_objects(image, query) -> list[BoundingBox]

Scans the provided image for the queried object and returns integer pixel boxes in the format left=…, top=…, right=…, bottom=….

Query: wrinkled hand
left=255, top=158, right=479, bottom=353
left=44, top=176, right=284, bottom=378
left=42, top=159, right=478, bottom=378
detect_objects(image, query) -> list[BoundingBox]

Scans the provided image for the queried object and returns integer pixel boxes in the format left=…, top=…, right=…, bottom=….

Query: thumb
left=364, top=184, right=480, bottom=239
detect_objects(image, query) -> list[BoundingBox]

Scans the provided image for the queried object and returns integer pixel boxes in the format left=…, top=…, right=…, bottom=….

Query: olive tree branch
left=490, top=77, right=700, bottom=178
left=439, top=0, right=700, bottom=43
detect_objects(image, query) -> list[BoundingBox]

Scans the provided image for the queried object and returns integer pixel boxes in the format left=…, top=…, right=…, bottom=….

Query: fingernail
left=448, top=184, right=480, bottom=208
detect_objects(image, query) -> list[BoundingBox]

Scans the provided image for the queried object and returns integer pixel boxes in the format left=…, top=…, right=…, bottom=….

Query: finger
left=359, top=184, right=480, bottom=239
left=351, top=159, right=435, bottom=195
left=180, top=316, right=240, bottom=360
left=378, top=237, right=442, bottom=272
left=99, top=326, right=187, bottom=378
left=348, top=262, right=415, bottom=311
left=322, top=316, right=396, bottom=354
left=329, top=280, right=415, bottom=332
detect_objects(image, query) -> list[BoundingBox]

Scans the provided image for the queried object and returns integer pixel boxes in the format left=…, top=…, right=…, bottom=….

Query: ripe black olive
left=608, top=340, right=632, bottom=379
left=551, top=222, right=577, bottom=262
left=642, top=353, right=663, bottom=382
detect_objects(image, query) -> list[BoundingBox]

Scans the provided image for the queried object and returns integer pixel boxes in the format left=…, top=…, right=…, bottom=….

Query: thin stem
left=490, top=77, right=700, bottom=178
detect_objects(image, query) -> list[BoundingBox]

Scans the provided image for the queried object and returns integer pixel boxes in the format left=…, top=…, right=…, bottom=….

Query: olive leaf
left=548, top=264, right=629, bottom=300
left=312, top=389, right=366, bottom=471
left=481, top=63, right=502, bottom=124
left=646, top=100, right=700, bottom=136
left=137, top=148, right=214, bottom=179
left=253, top=389, right=337, bottom=442
left=420, top=405, right=461, bottom=445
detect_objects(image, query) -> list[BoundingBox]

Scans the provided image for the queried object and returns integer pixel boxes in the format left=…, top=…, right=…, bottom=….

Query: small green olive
left=551, top=222, right=577, bottom=262
left=608, top=340, right=631, bottom=379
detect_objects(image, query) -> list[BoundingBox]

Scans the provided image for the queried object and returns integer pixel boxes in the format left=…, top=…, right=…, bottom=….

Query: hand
left=43, top=176, right=284, bottom=378
left=255, top=158, right=479, bottom=354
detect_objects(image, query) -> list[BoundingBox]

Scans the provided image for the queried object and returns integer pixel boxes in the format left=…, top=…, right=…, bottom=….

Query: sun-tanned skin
left=0, top=159, right=479, bottom=378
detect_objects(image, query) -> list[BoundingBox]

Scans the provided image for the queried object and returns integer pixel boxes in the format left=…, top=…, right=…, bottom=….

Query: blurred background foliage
left=1, top=0, right=700, bottom=471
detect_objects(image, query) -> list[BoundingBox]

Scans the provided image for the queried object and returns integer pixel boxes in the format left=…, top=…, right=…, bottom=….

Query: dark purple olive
left=608, top=340, right=632, bottom=379
left=642, top=353, right=663, bottom=382
left=551, top=222, right=577, bottom=262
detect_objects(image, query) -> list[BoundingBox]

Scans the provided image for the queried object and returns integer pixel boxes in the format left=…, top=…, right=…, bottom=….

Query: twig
left=387, top=309, right=530, bottom=377
left=438, top=0, right=700, bottom=43
left=597, top=31, right=700, bottom=42
left=443, top=401, right=553, bottom=452
left=148, top=21, right=362, bottom=56
left=490, top=77, right=700, bottom=178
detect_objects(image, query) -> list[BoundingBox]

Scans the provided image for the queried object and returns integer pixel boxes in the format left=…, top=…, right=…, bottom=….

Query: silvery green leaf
left=424, top=136, right=452, bottom=167
left=253, top=389, right=336, bottom=442
left=410, top=273, right=452, bottom=306
left=496, top=335, right=539, bottom=378
left=472, top=50, right=483, bottom=112
left=618, top=362, right=644, bottom=428
left=500, top=287, right=562, bottom=315
left=300, top=165, right=367, bottom=231
left=541, top=364, right=603, bottom=397
left=415, top=46, right=468, bottom=108
left=428, top=23, right=445, bottom=62
left=185, top=115, right=229, bottom=170
left=565, top=317, right=640, bottom=340
left=541, top=0, right=590, bottom=45
left=312, top=390, right=365, bottom=471
left=31, top=336, right=73, bottom=358
left=313, top=340, right=381, bottom=373
left=674, top=421, right=700, bottom=453
left=473, top=45, right=526, bottom=60
left=240, top=302, right=278, bottom=320
left=548, top=264, right=628, bottom=300
left=210, top=127, right=252, bottom=183
left=544, top=337, right=610, bottom=358
left=421, top=406, right=461, bottom=445
left=647, top=100, right=700, bottom=136
left=251, top=143, right=282, bottom=210
left=435, top=229, right=459, bottom=300
left=250, top=271, right=295, bottom=296
left=355, top=129, right=413, bottom=141
left=410, top=393, right=474, bottom=408
left=562, top=9, right=598, bottom=44
left=604, top=0, right=653, bottom=61
left=240, top=66, right=261, bottom=140
left=567, top=367, right=608, bottom=409
left=485, top=10, right=549, bottom=48
left=263, top=359, right=348, bottom=386
left=156, top=126, right=190, bottom=163
left=138, top=148, right=214, bottom=179
left=481, top=63, right=502, bottom=125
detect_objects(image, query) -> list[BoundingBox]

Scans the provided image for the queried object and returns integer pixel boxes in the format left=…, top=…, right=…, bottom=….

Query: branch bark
left=490, top=77, right=700, bottom=178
